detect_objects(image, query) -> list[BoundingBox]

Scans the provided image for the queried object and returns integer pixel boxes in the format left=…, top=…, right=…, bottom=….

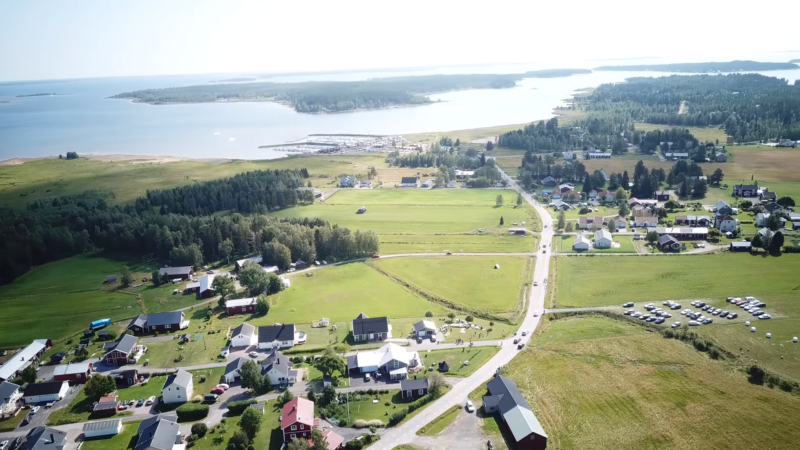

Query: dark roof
left=438, top=361, right=450, bottom=371
left=225, top=357, right=246, bottom=375
left=162, top=369, right=192, bottom=390
left=103, top=342, right=118, bottom=351
left=158, top=266, right=193, bottom=276
left=486, top=376, right=530, bottom=413
left=400, top=378, right=429, bottom=391
left=109, top=334, right=138, bottom=355
left=400, top=177, right=418, bottom=184
left=482, top=393, right=503, bottom=410
left=232, top=323, right=255, bottom=338
left=145, top=311, right=184, bottom=327
left=20, top=427, right=68, bottom=450
left=23, top=381, right=66, bottom=397
left=49, top=353, right=66, bottom=361
left=763, top=191, right=777, bottom=199
left=261, top=351, right=292, bottom=376
left=83, top=419, right=121, bottom=432
left=258, top=324, right=295, bottom=343
left=135, top=416, right=181, bottom=450
left=137, top=414, right=178, bottom=434
left=764, top=202, right=782, bottom=212
left=112, top=369, right=139, bottom=380
left=0, top=381, right=20, bottom=405
left=93, top=400, right=120, bottom=411
left=658, top=235, right=679, bottom=245
left=735, top=184, right=758, bottom=190
left=352, top=314, right=389, bottom=335
left=485, top=376, right=547, bottom=441
left=127, top=314, right=147, bottom=329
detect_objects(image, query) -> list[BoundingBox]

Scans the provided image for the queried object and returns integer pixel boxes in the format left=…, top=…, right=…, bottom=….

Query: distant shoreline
left=0, top=154, right=213, bottom=166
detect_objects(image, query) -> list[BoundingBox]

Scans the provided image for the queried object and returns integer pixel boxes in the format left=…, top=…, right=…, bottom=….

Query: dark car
left=517, top=343, right=524, bottom=349
left=513, top=337, right=521, bottom=344
left=655, top=318, right=665, bottom=324
left=204, top=394, right=219, bottom=403
left=11, top=437, right=21, bottom=449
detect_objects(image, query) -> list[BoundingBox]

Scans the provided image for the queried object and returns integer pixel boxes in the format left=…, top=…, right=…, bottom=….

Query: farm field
left=0, top=253, right=203, bottom=348
left=419, top=347, right=498, bottom=377
left=372, top=256, right=531, bottom=316
left=545, top=205, right=620, bottom=220
left=0, top=154, right=386, bottom=209
left=634, top=123, right=729, bottom=144
left=403, top=123, right=529, bottom=145
left=553, top=235, right=636, bottom=253
left=379, top=233, right=536, bottom=254
left=506, top=316, right=800, bottom=450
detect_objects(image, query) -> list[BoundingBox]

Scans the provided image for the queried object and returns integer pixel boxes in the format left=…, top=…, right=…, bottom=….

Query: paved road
left=371, top=169, right=555, bottom=450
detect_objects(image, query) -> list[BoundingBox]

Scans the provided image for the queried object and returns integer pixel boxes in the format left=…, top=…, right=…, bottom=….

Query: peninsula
left=594, top=60, right=799, bottom=73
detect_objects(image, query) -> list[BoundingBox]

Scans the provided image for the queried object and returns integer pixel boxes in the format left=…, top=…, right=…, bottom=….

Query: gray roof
left=400, top=177, right=419, bottom=184
left=261, top=351, right=292, bottom=376
left=109, top=334, right=138, bottom=355
left=145, top=311, right=184, bottom=327
left=162, top=369, right=192, bottom=391
left=400, top=378, right=429, bottom=391
left=135, top=416, right=181, bottom=450
left=158, top=266, right=193, bottom=276
left=352, top=314, right=389, bottom=335
left=128, top=314, right=147, bottom=329
left=93, top=400, right=120, bottom=411
left=485, top=376, right=547, bottom=441
left=0, top=381, right=20, bottom=406
left=731, top=242, right=752, bottom=248
left=232, top=323, right=255, bottom=338
left=658, top=235, right=679, bottom=245
left=137, top=414, right=178, bottom=434
left=225, top=357, right=246, bottom=376
left=413, top=320, right=436, bottom=332
left=20, top=426, right=68, bottom=450
left=258, top=324, right=295, bottom=343
left=83, top=419, right=121, bottom=432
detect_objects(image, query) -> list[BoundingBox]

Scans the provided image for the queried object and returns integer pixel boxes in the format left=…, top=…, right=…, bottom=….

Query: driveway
left=16, top=384, right=83, bottom=432
left=410, top=408, right=498, bottom=450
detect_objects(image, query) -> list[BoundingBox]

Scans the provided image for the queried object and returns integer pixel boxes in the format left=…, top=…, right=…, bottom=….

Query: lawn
left=344, top=389, right=444, bottom=426
left=546, top=205, right=620, bottom=220
left=225, top=262, right=445, bottom=326
left=0, top=253, right=205, bottom=348
left=372, top=256, right=532, bottom=318
left=379, top=233, right=536, bottom=254
left=555, top=253, right=800, bottom=312
left=416, top=405, right=462, bottom=436
left=553, top=235, right=636, bottom=253
left=419, top=347, right=498, bottom=377
left=190, top=401, right=283, bottom=450
left=0, top=409, right=27, bottom=432
left=391, top=316, right=513, bottom=342
left=142, top=310, right=230, bottom=368
left=505, top=315, right=800, bottom=449
left=0, top=154, right=387, bottom=209
left=80, top=420, right=140, bottom=450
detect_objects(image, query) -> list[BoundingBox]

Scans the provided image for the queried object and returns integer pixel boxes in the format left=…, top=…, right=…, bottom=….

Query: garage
left=22, top=381, right=68, bottom=404
left=83, top=419, right=122, bottom=438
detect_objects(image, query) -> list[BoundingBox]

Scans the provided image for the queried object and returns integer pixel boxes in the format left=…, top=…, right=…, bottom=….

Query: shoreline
left=0, top=153, right=207, bottom=166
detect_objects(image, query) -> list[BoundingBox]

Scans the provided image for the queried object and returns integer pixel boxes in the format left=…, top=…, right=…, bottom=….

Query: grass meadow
left=507, top=316, right=800, bottom=449
left=189, top=401, right=283, bottom=450
left=379, top=233, right=536, bottom=254
left=633, top=123, right=729, bottom=144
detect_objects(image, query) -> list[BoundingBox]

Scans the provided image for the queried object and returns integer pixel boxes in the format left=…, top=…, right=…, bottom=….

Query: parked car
left=689, top=321, right=700, bottom=326
left=30, top=406, right=40, bottom=414
left=128, top=400, right=136, bottom=406
left=204, top=394, right=219, bottom=403
left=646, top=317, right=656, bottom=322
left=632, top=312, right=642, bottom=318
left=11, top=437, right=21, bottom=450
left=728, top=313, right=738, bottom=319
left=216, top=384, right=230, bottom=390
left=712, top=310, right=720, bottom=315
left=137, top=398, right=145, bottom=407
left=662, top=313, right=672, bottom=318
left=672, top=322, right=681, bottom=328
left=702, top=318, right=713, bottom=325
left=249, top=351, right=259, bottom=358
left=697, top=302, right=706, bottom=307
left=623, top=302, right=634, bottom=308
left=465, top=400, right=475, bottom=413
left=517, top=343, right=525, bottom=349
left=655, top=318, right=665, bottom=324
left=145, top=396, right=156, bottom=406
left=211, top=387, right=225, bottom=395
left=0, top=440, right=8, bottom=450
left=371, top=254, right=380, bottom=258
left=759, top=314, right=771, bottom=320
left=625, top=310, right=635, bottom=316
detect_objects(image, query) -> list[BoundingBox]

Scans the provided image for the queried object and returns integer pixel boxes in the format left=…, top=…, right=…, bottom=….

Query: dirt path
left=678, top=100, right=687, bottom=115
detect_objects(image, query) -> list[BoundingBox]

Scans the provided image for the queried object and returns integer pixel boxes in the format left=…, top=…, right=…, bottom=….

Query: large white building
left=346, top=343, right=420, bottom=380
left=161, top=370, right=193, bottom=405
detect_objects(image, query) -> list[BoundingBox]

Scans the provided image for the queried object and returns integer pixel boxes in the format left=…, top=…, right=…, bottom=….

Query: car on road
left=465, top=400, right=475, bottom=413
left=249, top=351, right=259, bottom=358
left=30, top=406, right=40, bottom=414
left=0, top=440, right=8, bottom=450
left=517, top=343, right=525, bottom=350
left=533, top=311, right=539, bottom=317
left=137, top=398, right=145, bottom=407
left=446, top=251, right=452, bottom=255
left=216, top=384, right=229, bottom=390
left=204, top=394, right=219, bottom=403
left=364, top=373, right=371, bottom=381
left=623, top=302, right=634, bottom=307
left=371, top=254, right=380, bottom=258
left=542, top=249, right=546, bottom=253
left=211, top=387, right=225, bottom=395
left=513, top=337, right=521, bottom=344
left=145, top=396, right=156, bottom=405
left=533, top=281, right=538, bottom=286
left=521, top=330, right=529, bottom=336
left=11, top=437, right=21, bottom=449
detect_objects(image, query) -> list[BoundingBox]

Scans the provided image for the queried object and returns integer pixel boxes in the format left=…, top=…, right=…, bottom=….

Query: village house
left=733, top=183, right=759, bottom=198
left=0, top=381, right=22, bottom=415
left=158, top=266, right=194, bottom=281
left=674, top=215, right=711, bottom=227
left=197, top=273, right=231, bottom=298
left=715, top=214, right=739, bottom=232
left=82, top=418, right=122, bottom=438
left=594, top=229, right=613, bottom=248
left=562, top=191, right=581, bottom=203
left=339, top=176, right=356, bottom=187
left=397, top=177, right=419, bottom=188
left=730, top=241, right=753, bottom=252
left=551, top=200, right=571, bottom=211
left=563, top=151, right=575, bottom=160
left=412, top=320, right=437, bottom=338
left=756, top=213, right=771, bottom=227
left=226, top=298, right=258, bottom=316
left=658, top=235, right=682, bottom=251
left=612, top=216, right=627, bottom=230
left=22, top=381, right=68, bottom=404
left=588, top=152, right=611, bottom=159
left=230, top=323, right=257, bottom=348
left=53, top=362, right=93, bottom=384
left=258, top=324, right=297, bottom=350
left=763, top=202, right=782, bottom=214
left=104, top=334, right=144, bottom=366
left=360, top=180, right=373, bottom=189
left=715, top=152, right=728, bottom=162
left=578, top=216, right=604, bottom=230
left=282, top=398, right=316, bottom=445
left=19, top=427, right=68, bottom=450
left=261, top=350, right=298, bottom=386
left=455, top=170, right=474, bottom=179
left=0, top=340, right=48, bottom=382
left=540, top=176, right=557, bottom=187
left=628, top=198, right=658, bottom=208
left=664, top=152, right=689, bottom=160
left=223, top=358, right=246, bottom=384
left=587, top=189, right=597, bottom=199
left=761, top=190, right=777, bottom=202
left=483, top=376, right=548, bottom=450
left=127, top=311, right=189, bottom=335
left=550, top=191, right=562, bottom=200
left=559, top=183, right=575, bottom=194
left=351, top=313, right=392, bottom=342
left=421, top=179, right=435, bottom=189
left=92, top=394, right=121, bottom=417
left=446, top=180, right=457, bottom=188
left=111, top=369, right=140, bottom=387
left=632, top=216, right=658, bottom=228
left=654, top=190, right=670, bottom=201
left=573, top=235, right=591, bottom=251
left=235, top=256, right=262, bottom=271
left=714, top=200, right=732, bottom=213
left=346, top=343, right=421, bottom=381
left=135, top=415, right=183, bottom=450
left=161, top=370, right=193, bottom=405
left=657, top=227, right=709, bottom=240
left=400, top=378, right=429, bottom=400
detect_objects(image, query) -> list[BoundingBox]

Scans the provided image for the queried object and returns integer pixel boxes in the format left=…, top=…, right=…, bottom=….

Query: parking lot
left=622, top=296, right=773, bottom=329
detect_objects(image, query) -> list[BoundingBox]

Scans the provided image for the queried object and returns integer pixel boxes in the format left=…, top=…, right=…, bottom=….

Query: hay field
left=634, top=123, right=729, bottom=143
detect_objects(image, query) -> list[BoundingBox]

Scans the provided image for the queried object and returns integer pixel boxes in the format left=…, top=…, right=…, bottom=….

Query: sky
left=1, top=0, right=799, bottom=82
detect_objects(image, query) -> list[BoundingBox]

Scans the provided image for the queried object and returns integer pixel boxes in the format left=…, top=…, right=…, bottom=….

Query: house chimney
left=49, top=434, right=54, bottom=443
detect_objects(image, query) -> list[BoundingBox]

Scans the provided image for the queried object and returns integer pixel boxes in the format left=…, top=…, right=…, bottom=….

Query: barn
left=53, top=362, right=93, bottom=383
left=226, top=298, right=258, bottom=316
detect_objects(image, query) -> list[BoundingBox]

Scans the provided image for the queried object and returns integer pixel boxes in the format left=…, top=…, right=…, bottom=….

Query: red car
left=371, top=254, right=380, bottom=258
left=210, top=387, right=225, bottom=395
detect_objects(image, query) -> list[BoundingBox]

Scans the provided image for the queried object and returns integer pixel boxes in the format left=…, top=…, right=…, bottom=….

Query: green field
left=379, top=233, right=536, bottom=254
left=190, top=401, right=282, bottom=450
left=80, top=420, right=140, bottom=450
left=391, top=316, right=513, bottom=342
left=505, top=316, right=800, bottom=449
left=545, top=205, right=620, bottom=220
left=0, top=154, right=386, bottom=209
left=419, top=347, right=498, bottom=377
left=141, top=314, right=230, bottom=368
left=373, top=256, right=531, bottom=316
left=0, top=253, right=203, bottom=348
left=553, top=235, right=636, bottom=253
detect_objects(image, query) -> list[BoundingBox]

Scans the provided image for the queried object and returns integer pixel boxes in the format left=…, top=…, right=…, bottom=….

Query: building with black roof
left=351, top=313, right=391, bottom=342
left=482, top=376, right=547, bottom=450
left=400, top=378, right=429, bottom=400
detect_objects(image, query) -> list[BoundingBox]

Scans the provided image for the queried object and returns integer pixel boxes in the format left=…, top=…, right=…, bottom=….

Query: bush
left=389, top=411, right=407, bottom=426
left=353, top=419, right=384, bottom=428
left=227, top=399, right=258, bottom=416
left=176, top=403, right=209, bottom=421
left=189, top=434, right=199, bottom=442
left=192, top=395, right=203, bottom=403
left=199, top=376, right=206, bottom=383
left=191, top=423, right=208, bottom=437
left=747, top=365, right=765, bottom=385
left=425, top=311, right=433, bottom=317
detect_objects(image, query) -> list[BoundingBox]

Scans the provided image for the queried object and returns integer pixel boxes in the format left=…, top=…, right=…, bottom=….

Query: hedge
left=176, top=403, right=209, bottom=421
left=227, top=399, right=258, bottom=416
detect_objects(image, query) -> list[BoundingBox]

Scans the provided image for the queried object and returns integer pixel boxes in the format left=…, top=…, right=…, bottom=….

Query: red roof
left=282, top=397, right=315, bottom=430
left=309, top=430, right=345, bottom=450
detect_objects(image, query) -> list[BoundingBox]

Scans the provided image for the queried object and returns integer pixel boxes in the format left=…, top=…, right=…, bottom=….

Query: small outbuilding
left=438, top=361, right=450, bottom=372
left=573, top=235, right=591, bottom=251
left=400, top=378, right=429, bottom=400
left=83, top=419, right=122, bottom=438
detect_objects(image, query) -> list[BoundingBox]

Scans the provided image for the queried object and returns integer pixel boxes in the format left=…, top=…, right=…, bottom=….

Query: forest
left=497, top=116, right=632, bottom=153
left=583, top=73, right=800, bottom=141
left=111, top=70, right=591, bottom=113
left=0, top=168, right=378, bottom=284
left=594, top=60, right=799, bottom=73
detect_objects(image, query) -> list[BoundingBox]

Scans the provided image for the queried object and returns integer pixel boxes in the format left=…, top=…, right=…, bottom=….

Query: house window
left=302, top=433, right=306, bottom=437
left=291, top=425, right=297, bottom=431
left=419, top=389, right=424, bottom=395
left=151, top=326, right=156, bottom=330
left=393, top=360, right=399, bottom=368
left=165, top=324, right=171, bottom=329
left=300, top=425, right=303, bottom=430
left=291, top=434, right=296, bottom=439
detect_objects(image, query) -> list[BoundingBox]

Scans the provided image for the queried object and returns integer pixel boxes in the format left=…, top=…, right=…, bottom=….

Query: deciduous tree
left=212, top=275, right=235, bottom=300
left=85, top=374, right=116, bottom=400
left=239, top=263, right=270, bottom=296
left=240, top=407, right=263, bottom=439
left=121, top=266, right=133, bottom=287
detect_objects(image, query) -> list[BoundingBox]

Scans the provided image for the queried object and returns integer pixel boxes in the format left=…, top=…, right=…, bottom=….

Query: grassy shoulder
left=509, top=315, right=800, bottom=449
left=0, top=410, right=27, bottom=432
left=416, top=405, right=461, bottom=436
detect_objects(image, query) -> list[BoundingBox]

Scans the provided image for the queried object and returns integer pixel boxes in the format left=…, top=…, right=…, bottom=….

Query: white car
left=533, top=311, right=540, bottom=317
left=248, top=351, right=259, bottom=358
left=0, top=441, right=8, bottom=450
left=521, top=330, right=529, bottom=336
left=671, top=322, right=681, bottom=328
left=31, top=406, right=40, bottom=414
left=465, top=400, right=475, bottom=413
left=759, top=314, right=771, bottom=320
left=145, top=396, right=156, bottom=405
left=216, top=384, right=230, bottom=390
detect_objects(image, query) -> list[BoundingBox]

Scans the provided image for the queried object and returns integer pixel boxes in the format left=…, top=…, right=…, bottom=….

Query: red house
left=282, top=398, right=315, bottom=444
left=104, top=335, right=139, bottom=366
left=226, top=298, right=257, bottom=316
left=53, top=362, right=93, bottom=383
left=93, top=394, right=121, bottom=417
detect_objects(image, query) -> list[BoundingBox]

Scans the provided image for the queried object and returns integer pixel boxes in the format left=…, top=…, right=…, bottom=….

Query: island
left=210, top=77, right=258, bottom=82
left=594, top=60, right=799, bottom=73
left=111, top=69, right=592, bottom=113
left=16, top=93, right=61, bottom=97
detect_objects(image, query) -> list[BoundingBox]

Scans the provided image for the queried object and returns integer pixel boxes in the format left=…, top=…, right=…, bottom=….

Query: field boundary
left=366, top=262, right=515, bottom=324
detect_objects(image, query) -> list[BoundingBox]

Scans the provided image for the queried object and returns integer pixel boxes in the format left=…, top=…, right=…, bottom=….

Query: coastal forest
left=0, top=169, right=379, bottom=284
left=594, top=60, right=799, bottom=73
left=111, top=69, right=591, bottom=113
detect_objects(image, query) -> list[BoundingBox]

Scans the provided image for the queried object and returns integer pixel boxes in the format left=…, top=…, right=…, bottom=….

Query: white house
left=573, top=235, right=591, bottom=251
left=715, top=214, right=738, bottom=232
left=594, top=229, right=613, bottom=249
left=161, top=370, right=193, bottom=404
left=230, top=323, right=257, bottom=348
left=257, top=324, right=296, bottom=350
left=412, top=320, right=436, bottom=337
left=261, top=351, right=298, bottom=386
left=633, top=216, right=658, bottom=228
left=0, top=381, right=22, bottom=414
left=223, top=357, right=246, bottom=384
left=713, top=200, right=730, bottom=212
left=0, top=340, right=47, bottom=382
left=756, top=213, right=771, bottom=227
left=22, top=381, right=68, bottom=404
left=345, top=343, right=421, bottom=380
left=563, top=151, right=575, bottom=160
left=83, top=419, right=122, bottom=438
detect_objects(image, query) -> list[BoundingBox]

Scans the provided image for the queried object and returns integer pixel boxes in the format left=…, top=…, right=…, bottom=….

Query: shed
left=438, top=361, right=451, bottom=372
left=83, top=419, right=122, bottom=438
left=105, top=275, right=118, bottom=283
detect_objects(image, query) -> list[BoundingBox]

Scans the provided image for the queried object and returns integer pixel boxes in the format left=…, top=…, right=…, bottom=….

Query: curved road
left=371, top=170, right=554, bottom=450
